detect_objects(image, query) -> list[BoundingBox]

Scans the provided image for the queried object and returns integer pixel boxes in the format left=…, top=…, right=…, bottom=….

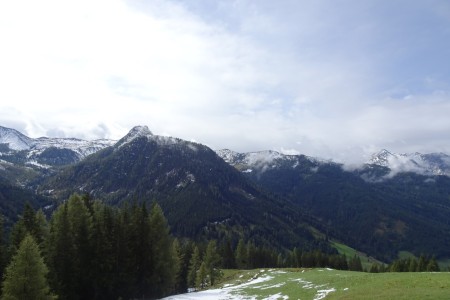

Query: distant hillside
left=0, top=177, right=51, bottom=227
left=217, top=149, right=450, bottom=261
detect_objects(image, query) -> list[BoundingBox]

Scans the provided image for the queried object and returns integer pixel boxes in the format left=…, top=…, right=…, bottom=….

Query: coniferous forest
left=0, top=194, right=442, bottom=299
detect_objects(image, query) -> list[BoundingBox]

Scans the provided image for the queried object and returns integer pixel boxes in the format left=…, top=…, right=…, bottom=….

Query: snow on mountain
left=116, top=125, right=182, bottom=148
left=368, top=149, right=450, bottom=176
left=30, top=137, right=116, bottom=158
left=0, top=125, right=116, bottom=166
left=0, top=126, right=34, bottom=150
left=216, top=149, right=325, bottom=173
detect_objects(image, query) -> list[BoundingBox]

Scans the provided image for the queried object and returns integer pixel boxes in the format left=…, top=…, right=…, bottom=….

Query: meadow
left=165, top=268, right=450, bottom=300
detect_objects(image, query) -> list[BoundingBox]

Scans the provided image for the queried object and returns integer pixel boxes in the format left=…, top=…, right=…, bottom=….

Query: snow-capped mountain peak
left=0, top=125, right=116, bottom=168
left=216, top=149, right=327, bottom=175
left=368, top=149, right=450, bottom=176
left=0, top=126, right=33, bottom=151
left=116, top=126, right=185, bottom=148
left=128, top=125, right=153, bottom=138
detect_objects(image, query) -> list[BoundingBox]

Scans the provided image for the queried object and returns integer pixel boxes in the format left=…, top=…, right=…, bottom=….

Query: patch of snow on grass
left=291, top=278, right=314, bottom=289
left=258, top=282, right=285, bottom=290
left=263, top=293, right=289, bottom=300
left=270, top=270, right=287, bottom=274
left=313, top=288, right=336, bottom=300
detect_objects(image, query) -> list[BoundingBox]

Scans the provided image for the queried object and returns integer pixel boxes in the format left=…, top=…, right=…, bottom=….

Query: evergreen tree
left=426, top=257, right=439, bottom=272
left=348, top=255, right=363, bottom=271
left=369, top=263, right=379, bottom=273
left=195, top=262, right=207, bottom=290
left=235, top=239, right=247, bottom=269
left=90, top=202, right=116, bottom=299
left=172, top=239, right=184, bottom=293
left=149, top=203, right=178, bottom=297
left=128, top=203, right=152, bottom=298
left=8, top=203, right=38, bottom=257
left=67, top=194, right=94, bottom=299
left=187, top=246, right=201, bottom=288
left=22, top=203, right=38, bottom=238
left=246, top=242, right=257, bottom=269
left=204, top=240, right=222, bottom=286
left=408, top=258, right=418, bottom=272
left=301, top=252, right=314, bottom=268
left=417, top=255, right=426, bottom=272
left=277, top=253, right=284, bottom=268
left=34, top=209, right=49, bottom=250
left=220, top=239, right=236, bottom=269
left=1, top=234, right=55, bottom=300
left=46, top=202, right=77, bottom=300
left=177, top=241, right=194, bottom=293
left=292, top=247, right=301, bottom=268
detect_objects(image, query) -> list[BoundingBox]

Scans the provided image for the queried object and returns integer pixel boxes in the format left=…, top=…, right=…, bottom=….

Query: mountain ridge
left=3, top=125, right=450, bottom=261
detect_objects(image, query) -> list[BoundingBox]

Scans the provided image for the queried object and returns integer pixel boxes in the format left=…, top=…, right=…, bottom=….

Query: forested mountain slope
left=217, top=150, right=450, bottom=261
left=40, top=127, right=325, bottom=250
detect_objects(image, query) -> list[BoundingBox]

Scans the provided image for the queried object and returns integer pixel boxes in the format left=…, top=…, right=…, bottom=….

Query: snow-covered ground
left=162, top=275, right=273, bottom=300
left=162, top=269, right=339, bottom=300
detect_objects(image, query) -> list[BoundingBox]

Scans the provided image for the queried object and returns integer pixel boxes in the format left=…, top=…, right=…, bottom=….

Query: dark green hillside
left=41, top=134, right=324, bottom=250
left=241, top=159, right=450, bottom=261
left=35, top=147, right=80, bottom=166
left=0, top=178, right=51, bottom=227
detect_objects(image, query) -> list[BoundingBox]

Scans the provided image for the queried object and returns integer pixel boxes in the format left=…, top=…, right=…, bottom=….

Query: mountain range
left=2, top=125, right=450, bottom=261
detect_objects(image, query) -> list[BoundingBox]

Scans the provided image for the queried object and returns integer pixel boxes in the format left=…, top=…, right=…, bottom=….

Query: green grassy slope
left=331, top=241, right=384, bottom=270
left=214, top=269, right=450, bottom=300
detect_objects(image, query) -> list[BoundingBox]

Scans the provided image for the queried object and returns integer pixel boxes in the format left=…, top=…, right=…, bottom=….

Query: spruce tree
left=172, top=239, right=184, bottom=293
left=187, top=246, right=201, bottom=288
left=417, top=254, right=427, bottom=272
left=204, top=240, right=222, bottom=286
left=220, top=239, right=236, bottom=269
left=8, top=203, right=38, bottom=258
left=426, top=257, right=440, bottom=272
left=195, top=262, right=207, bottom=290
left=1, top=234, right=55, bottom=300
left=46, top=202, right=77, bottom=299
left=235, top=239, right=247, bottom=269
left=408, top=258, right=418, bottom=272
left=369, top=263, right=379, bottom=273
left=67, top=194, right=94, bottom=299
left=177, top=241, right=194, bottom=293
left=348, top=255, right=363, bottom=271
left=149, top=203, right=178, bottom=298
left=34, top=209, right=49, bottom=250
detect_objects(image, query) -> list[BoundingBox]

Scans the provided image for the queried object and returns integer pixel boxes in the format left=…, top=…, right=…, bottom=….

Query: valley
left=2, top=125, right=450, bottom=263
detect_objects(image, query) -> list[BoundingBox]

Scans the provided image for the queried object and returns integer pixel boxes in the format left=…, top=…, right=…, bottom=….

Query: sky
left=1, top=0, right=450, bottom=164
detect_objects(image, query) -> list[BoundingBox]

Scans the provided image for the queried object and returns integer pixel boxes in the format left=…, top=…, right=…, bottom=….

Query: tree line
left=0, top=194, right=443, bottom=299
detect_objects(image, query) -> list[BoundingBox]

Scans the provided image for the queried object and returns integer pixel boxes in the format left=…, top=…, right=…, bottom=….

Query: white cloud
left=1, top=0, right=450, bottom=163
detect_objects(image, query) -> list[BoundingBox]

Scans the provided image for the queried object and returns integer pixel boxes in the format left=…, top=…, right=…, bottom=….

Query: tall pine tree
left=1, top=234, right=55, bottom=300
left=204, top=240, right=222, bottom=286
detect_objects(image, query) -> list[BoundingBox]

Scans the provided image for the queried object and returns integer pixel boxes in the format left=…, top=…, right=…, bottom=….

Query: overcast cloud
left=1, top=0, right=450, bottom=163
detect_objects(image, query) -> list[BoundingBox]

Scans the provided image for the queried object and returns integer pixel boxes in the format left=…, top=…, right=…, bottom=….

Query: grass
left=215, top=268, right=450, bottom=300
left=331, top=241, right=383, bottom=270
